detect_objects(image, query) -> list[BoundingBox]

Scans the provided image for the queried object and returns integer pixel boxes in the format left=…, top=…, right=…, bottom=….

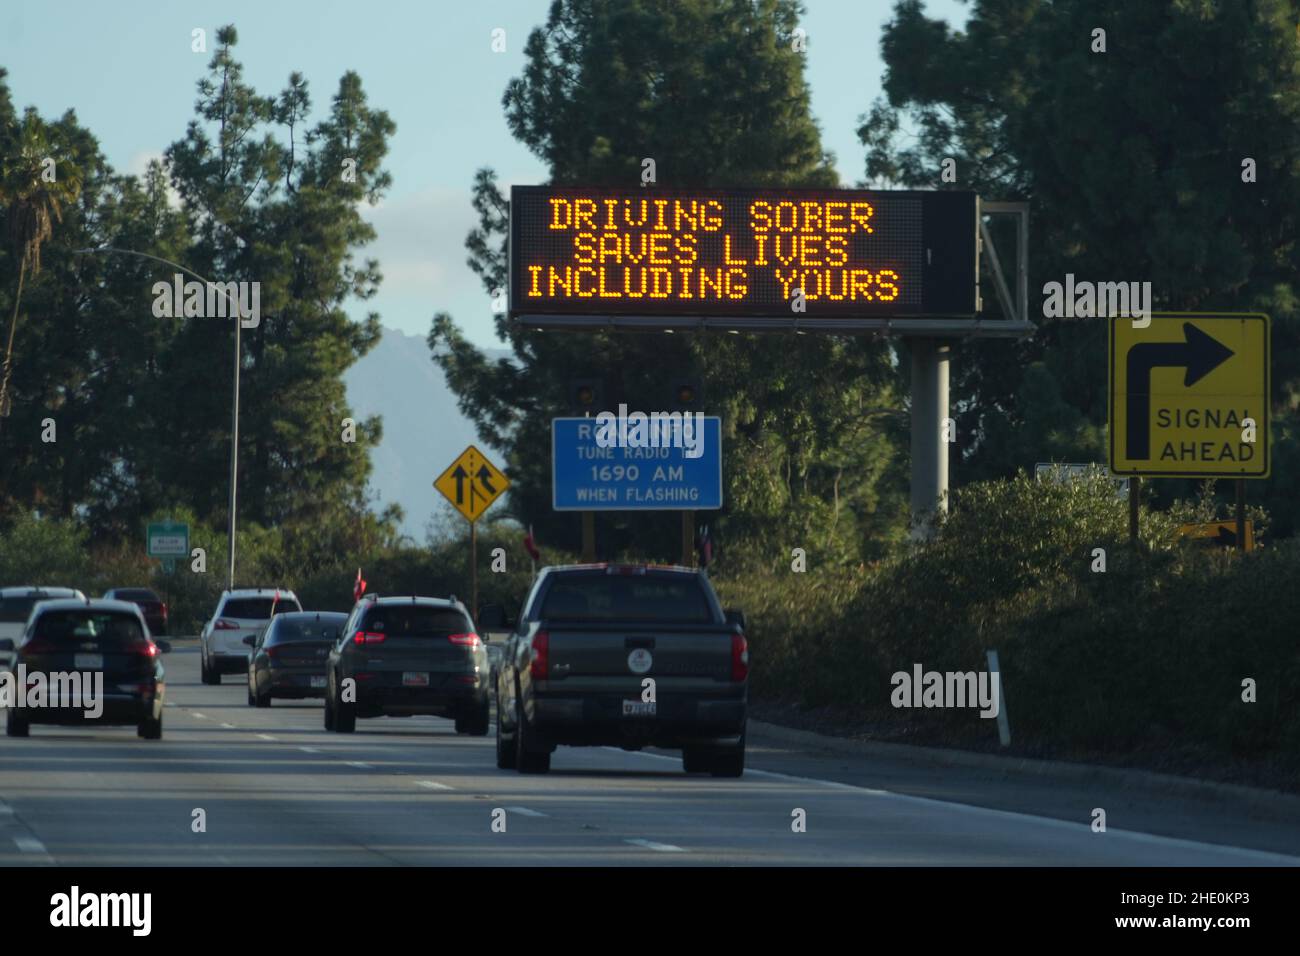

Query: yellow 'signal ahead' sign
left=1109, top=313, right=1269, bottom=478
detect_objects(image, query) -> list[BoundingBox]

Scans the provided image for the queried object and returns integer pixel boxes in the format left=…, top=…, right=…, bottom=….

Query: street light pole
left=229, top=292, right=240, bottom=590
left=74, top=246, right=244, bottom=589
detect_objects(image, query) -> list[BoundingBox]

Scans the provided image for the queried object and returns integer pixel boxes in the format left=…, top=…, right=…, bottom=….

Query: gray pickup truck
left=481, top=563, right=749, bottom=777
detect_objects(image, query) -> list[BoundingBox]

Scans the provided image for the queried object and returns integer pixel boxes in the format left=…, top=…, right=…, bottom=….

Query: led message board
left=509, top=186, right=979, bottom=329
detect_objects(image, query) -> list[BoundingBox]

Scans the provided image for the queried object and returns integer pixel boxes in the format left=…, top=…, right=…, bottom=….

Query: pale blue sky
left=1, top=0, right=968, bottom=351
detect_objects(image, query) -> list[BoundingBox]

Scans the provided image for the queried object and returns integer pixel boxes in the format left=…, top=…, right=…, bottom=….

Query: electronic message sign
left=509, top=186, right=979, bottom=330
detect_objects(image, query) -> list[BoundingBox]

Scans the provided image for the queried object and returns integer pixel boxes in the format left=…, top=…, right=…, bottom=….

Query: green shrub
left=713, top=471, right=1299, bottom=782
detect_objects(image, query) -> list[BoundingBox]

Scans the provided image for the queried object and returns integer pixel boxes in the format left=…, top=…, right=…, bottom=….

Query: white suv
left=0, top=586, right=87, bottom=671
left=200, top=588, right=302, bottom=684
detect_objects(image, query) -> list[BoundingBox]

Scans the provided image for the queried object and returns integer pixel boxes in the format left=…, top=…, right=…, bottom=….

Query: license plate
left=74, top=654, right=104, bottom=670
left=402, top=672, right=430, bottom=687
left=310, top=676, right=326, bottom=688
left=622, top=700, right=656, bottom=717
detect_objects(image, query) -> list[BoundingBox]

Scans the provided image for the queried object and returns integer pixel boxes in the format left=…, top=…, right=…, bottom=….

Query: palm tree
left=0, top=111, right=83, bottom=428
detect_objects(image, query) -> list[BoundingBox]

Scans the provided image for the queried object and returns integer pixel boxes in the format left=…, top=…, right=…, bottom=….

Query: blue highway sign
left=552, top=416, right=722, bottom=511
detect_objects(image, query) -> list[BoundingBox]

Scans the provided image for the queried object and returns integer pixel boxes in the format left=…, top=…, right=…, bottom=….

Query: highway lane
left=0, top=645, right=1296, bottom=866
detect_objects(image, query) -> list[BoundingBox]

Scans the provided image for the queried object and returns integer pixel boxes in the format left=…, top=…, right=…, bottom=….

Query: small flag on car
left=353, top=568, right=367, bottom=602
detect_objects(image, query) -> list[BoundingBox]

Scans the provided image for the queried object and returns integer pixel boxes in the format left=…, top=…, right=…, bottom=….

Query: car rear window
left=266, top=616, right=346, bottom=645
left=360, top=606, right=471, bottom=637
left=0, top=592, right=76, bottom=622
left=222, top=597, right=301, bottom=620
left=540, top=573, right=714, bottom=623
left=0, top=597, right=40, bottom=622
left=32, top=611, right=147, bottom=648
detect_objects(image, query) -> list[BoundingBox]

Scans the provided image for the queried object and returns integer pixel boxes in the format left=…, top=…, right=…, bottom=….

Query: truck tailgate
left=543, top=622, right=734, bottom=688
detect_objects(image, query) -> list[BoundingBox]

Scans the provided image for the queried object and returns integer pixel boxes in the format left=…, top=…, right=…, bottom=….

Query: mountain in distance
left=344, top=326, right=511, bottom=541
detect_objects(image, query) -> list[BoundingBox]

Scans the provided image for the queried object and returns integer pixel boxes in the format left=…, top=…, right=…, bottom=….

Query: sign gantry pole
left=909, top=339, right=951, bottom=539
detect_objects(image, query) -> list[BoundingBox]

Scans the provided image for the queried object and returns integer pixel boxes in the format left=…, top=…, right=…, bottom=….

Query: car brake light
left=214, top=619, right=239, bottom=630
left=530, top=630, right=549, bottom=679
left=353, top=631, right=386, bottom=644
left=731, top=633, right=749, bottom=682
left=141, top=642, right=159, bottom=658
left=448, top=632, right=482, bottom=649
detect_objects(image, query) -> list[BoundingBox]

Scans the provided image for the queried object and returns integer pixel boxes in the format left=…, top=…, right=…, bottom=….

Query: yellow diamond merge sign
left=434, top=445, right=509, bottom=523
left=1109, top=313, right=1269, bottom=478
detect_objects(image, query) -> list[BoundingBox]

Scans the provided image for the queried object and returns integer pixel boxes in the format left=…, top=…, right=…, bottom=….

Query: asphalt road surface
left=1, top=644, right=1296, bottom=866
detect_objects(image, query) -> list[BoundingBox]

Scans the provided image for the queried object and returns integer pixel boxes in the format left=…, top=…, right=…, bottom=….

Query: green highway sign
left=147, top=522, right=189, bottom=559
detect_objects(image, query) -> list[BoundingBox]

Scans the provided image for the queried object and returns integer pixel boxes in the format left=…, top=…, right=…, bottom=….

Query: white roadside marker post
left=986, top=649, right=1011, bottom=748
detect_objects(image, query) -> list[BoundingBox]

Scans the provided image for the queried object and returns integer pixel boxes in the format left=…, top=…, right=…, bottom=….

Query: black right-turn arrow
left=1125, top=322, right=1234, bottom=461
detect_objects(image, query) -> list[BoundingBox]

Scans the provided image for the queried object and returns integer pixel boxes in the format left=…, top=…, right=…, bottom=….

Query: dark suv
left=2, top=599, right=167, bottom=739
left=324, top=595, right=490, bottom=735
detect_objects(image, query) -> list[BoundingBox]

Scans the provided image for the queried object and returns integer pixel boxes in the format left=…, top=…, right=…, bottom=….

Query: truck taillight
left=530, top=630, right=549, bottom=679
left=731, top=633, right=749, bottom=682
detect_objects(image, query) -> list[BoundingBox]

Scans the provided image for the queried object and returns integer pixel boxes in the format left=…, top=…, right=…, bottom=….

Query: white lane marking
left=505, top=806, right=547, bottom=817
left=192, top=712, right=207, bottom=719
left=625, top=838, right=686, bottom=853
left=345, top=761, right=372, bottom=770
left=417, top=781, right=454, bottom=791
left=256, top=734, right=277, bottom=741
left=14, top=835, right=47, bottom=854
left=605, top=748, right=1300, bottom=865
left=220, top=722, right=235, bottom=729
left=298, top=746, right=321, bottom=754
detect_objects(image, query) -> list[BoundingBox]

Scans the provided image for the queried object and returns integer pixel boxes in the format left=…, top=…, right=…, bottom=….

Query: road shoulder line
left=748, top=719, right=1300, bottom=817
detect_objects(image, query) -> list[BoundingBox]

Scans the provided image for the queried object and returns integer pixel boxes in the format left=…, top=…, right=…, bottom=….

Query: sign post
left=434, top=445, right=509, bottom=625
left=147, top=522, right=187, bottom=616
left=1129, top=476, right=1141, bottom=547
